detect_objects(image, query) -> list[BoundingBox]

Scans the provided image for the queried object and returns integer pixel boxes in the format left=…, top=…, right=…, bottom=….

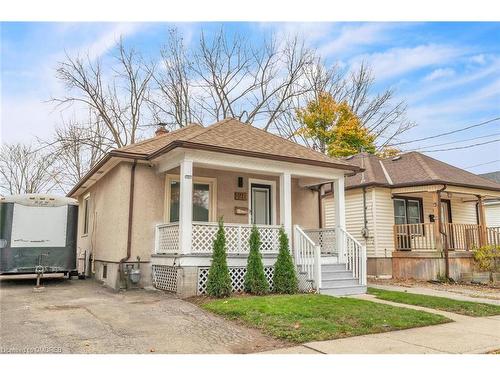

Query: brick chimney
left=155, top=124, right=169, bottom=137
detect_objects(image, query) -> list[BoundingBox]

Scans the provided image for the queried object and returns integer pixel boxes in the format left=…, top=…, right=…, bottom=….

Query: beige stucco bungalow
left=319, top=152, right=500, bottom=281
left=68, top=118, right=367, bottom=297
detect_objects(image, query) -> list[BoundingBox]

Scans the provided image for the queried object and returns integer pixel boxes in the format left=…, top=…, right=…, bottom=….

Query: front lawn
left=368, top=287, right=500, bottom=317
left=202, top=294, right=450, bottom=343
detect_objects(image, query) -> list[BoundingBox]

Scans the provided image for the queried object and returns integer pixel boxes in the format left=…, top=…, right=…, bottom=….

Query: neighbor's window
left=169, top=180, right=212, bottom=223
left=83, top=195, right=90, bottom=235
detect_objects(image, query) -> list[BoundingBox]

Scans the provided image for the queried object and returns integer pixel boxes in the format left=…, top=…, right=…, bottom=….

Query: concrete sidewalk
left=263, top=295, right=500, bottom=354
left=368, top=283, right=500, bottom=306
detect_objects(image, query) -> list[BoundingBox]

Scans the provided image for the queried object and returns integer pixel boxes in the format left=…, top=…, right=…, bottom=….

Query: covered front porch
left=392, top=185, right=500, bottom=252
left=150, top=148, right=366, bottom=296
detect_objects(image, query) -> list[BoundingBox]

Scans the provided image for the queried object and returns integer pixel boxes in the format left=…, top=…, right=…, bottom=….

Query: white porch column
left=334, top=176, right=346, bottom=262
left=280, top=172, right=292, bottom=240
left=179, top=159, right=193, bottom=254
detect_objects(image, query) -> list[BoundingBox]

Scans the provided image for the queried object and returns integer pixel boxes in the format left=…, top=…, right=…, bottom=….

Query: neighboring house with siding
left=68, top=118, right=366, bottom=296
left=320, top=152, right=500, bottom=280
left=479, top=171, right=500, bottom=227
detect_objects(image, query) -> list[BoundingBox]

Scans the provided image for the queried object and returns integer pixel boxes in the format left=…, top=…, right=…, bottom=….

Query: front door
left=251, top=183, right=272, bottom=225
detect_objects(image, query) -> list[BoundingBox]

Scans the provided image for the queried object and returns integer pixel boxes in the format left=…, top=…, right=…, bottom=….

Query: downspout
left=362, top=187, right=369, bottom=238
left=318, top=185, right=323, bottom=229
left=361, top=153, right=369, bottom=240
left=437, top=184, right=449, bottom=279
left=119, top=160, right=137, bottom=288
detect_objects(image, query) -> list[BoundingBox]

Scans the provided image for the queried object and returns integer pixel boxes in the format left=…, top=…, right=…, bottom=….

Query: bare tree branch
left=0, top=143, right=60, bottom=195
left=52, top=39, right=155, bottom=148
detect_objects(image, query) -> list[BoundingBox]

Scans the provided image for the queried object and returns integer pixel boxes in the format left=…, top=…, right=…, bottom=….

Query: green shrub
left=206, top=218, right=232, bottom=298
left=244, top=225, right=269, bottom=295
left=473, top=245, right=500, bottom=273
left=273, top=227, right=298, bottom=294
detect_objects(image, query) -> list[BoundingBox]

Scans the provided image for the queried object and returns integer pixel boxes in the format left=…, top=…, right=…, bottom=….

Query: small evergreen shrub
left=244, top=225, right=269, bottom=295
left=273, top=227, right=298, bottom=294
left=206, top=218, right=232, bottom=298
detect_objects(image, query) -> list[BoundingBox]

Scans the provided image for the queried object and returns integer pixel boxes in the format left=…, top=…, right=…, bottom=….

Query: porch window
left=167, top=177, right=215, bottom=223
left=393, top=197, right=424, bottom=235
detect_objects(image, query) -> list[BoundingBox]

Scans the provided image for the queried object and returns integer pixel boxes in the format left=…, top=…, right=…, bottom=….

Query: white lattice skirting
left=197, top=266, right=275, bottom=295
left=152, top=265, right=178, bottom=292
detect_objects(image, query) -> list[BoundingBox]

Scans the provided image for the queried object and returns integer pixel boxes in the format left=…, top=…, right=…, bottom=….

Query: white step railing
left=294, top=225, right=321, bottom=290
left=337, top=227, right=367, bottom=286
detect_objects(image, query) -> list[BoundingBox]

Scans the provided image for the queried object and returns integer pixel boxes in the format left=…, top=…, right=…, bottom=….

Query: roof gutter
left=66, top=151, right=148, bottom=198
left=148, top=140, right=363, bottom=172
left=339, top=180, right=500, bottom=193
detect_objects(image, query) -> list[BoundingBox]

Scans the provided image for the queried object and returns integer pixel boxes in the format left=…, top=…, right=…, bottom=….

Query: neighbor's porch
left=392, top=186, right=500, bottom=252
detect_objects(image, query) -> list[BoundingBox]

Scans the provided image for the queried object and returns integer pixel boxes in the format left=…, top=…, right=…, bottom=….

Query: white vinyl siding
left=450, top=197, right=477, bottom=224
left=485, top=204, right=500, bottom=227
left=372, top=188, right=395, bottom=257
left=323, top=188, right=376, bottom=257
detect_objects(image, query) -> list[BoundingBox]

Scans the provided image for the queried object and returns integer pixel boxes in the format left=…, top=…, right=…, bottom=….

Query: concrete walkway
left=264, top=294, right=500, bottom=354
left=368, top=283, right=500, bottom=306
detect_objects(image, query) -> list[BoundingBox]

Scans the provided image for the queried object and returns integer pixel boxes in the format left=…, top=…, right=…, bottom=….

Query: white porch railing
left=338, top=227, right=367, bottom=286
left=294, top=225, right=321, bottom=290
left=154, top=222, right=281, bottom=254
left=192, top=222, right=281, bottom=253
left=155, top=223, right=180, bottom=254
left=304, top=228, right=336, bottom=255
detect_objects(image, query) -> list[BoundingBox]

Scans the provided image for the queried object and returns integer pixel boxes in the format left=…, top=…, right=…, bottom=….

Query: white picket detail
left=294, top=225, right=321, bottom=290
left=337, top=227, right=367, bottom=286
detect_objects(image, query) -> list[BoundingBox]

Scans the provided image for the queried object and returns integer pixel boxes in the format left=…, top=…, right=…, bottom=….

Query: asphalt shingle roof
left=479, top=171, right=500, bottom=184
left=337, top=152, right=500, bottom=191
left=117, top=118, right=359, bottom=170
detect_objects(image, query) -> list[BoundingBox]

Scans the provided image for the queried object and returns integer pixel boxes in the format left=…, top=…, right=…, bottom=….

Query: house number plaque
left=234, top=192, right=247, bottom=201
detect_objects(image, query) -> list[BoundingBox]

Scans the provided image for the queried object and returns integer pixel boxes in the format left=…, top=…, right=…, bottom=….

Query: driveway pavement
left=0, top=278, right=284, bottom=354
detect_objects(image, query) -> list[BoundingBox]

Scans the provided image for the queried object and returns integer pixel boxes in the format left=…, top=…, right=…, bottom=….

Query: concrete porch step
left=321, top=256, right=338, bottom=264
left=321, top=263, right=348, bottom=272
left=320, top=285, right=367, bottom=296
left=321, top=278, right=361, bottom=288
left=321, top=270, right=353, bottom=279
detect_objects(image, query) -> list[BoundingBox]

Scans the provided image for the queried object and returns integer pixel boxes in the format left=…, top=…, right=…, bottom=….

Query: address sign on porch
left=234, top=192, right=248, bottom=201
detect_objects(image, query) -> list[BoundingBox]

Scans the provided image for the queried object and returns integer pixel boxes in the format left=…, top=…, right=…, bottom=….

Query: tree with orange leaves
left=296, top=92, right=377, bottom=157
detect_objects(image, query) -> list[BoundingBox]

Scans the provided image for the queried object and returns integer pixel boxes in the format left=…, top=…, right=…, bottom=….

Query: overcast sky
left=1, top=22, right=499, bottom=173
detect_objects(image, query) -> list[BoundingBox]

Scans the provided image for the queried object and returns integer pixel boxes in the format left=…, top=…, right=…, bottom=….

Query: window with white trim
left=166, top=176, right=216, bottom=223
